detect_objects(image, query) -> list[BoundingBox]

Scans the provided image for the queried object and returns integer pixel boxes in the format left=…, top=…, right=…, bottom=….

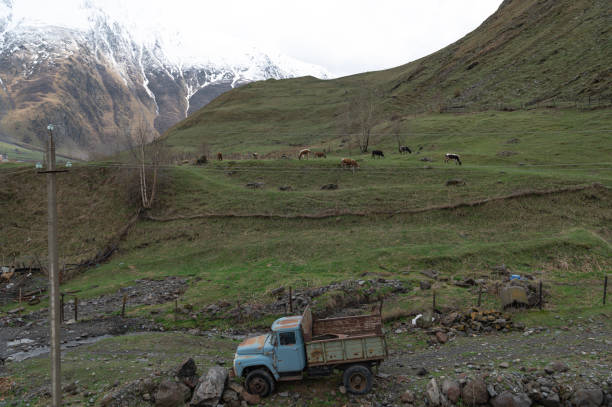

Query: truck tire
left=343, top=364, right=373, bottom=394
left=245, top=369, right=276, bottom=397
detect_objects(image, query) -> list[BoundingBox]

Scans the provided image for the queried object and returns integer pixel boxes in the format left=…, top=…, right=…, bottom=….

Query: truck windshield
left=268, top=332, right=276, bottom=346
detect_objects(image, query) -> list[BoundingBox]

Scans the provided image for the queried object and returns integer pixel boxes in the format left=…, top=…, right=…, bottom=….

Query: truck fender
left=237, top=359, right=280, bottom=381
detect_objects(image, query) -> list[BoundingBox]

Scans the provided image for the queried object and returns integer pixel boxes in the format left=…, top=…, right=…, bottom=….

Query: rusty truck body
left=232, top=306, right=387, bottom=396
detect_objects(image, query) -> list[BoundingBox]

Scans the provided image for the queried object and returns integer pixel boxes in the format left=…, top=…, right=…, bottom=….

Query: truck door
left=275, top=331, right=305, bottom=373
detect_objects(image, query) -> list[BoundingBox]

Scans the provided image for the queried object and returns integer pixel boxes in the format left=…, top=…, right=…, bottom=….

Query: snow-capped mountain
left=0, top=0, right=329, bottom=159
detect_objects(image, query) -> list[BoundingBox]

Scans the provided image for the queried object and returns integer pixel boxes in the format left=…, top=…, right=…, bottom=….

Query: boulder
left=420, top=280, right=432, bottom=290
left=176, top=358, right=197, bottom=379
left=491, top=391, right=532, bottom=407
left=544, top=361, right=569, bottom=374
left=442, top=379, right=461, bottom=403
left=426, top=378, right=442, bottom=406
left=435, top=331, right=448, bottom=344
left=462, top=378, right=489, bottom=406
left=190, top=366, right=228, bottom=407
left=570, top=388, right=604, bottom=407
left=400, top=390, right=415, bottom=404
left=541, top=392, right=561, bottom=407
left=155, top=380, right=191, bottom=407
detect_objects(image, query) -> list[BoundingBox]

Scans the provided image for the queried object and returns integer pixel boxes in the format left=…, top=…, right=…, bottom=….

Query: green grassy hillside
left=164, top=0, right=611, bottom=155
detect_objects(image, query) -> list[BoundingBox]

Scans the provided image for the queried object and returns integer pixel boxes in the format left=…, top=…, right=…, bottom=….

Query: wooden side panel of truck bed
left=305, top=335, right=386, bottom=366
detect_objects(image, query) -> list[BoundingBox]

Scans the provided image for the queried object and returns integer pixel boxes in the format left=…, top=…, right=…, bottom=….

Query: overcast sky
left=8, top=0, right=504, bottom=77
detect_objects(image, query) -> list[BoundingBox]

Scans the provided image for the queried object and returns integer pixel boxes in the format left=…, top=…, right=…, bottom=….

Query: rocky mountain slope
left=0, top=0, right=328, bottom=159
left=165, top=0, right=611, bottom=153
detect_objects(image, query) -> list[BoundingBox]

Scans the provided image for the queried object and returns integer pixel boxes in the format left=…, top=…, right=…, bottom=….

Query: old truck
left=232, top=306, right=387, bottom=396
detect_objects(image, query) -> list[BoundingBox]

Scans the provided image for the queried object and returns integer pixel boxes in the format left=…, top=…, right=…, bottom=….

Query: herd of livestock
left=212, top=147, right=462, bottom=167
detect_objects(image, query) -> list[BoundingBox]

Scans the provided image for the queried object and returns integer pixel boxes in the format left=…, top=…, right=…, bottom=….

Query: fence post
left=432, top=290, right=436, bottom=311
left=539, top=281, right=543, bottom=310
left=121, top=294, right=127, bottom=317
left=74, top=296, right=78, bottom=321
left=477, top=286, right=482, bottom=307
left=604, top=276, right=608, bottom=305
left=289, top=286, right=293, bottom=314
left=60, top=293, right=64, bottom=323
left=19, top=288, right=22, bottom=305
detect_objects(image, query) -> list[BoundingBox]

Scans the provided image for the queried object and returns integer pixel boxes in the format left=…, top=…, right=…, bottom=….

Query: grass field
left=2, top=108, right=610, bottom=331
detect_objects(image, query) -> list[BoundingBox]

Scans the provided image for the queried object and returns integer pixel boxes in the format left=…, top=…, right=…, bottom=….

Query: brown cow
left=298, top=149, right=311, bottom=160
left=314, top=151, right=327, bottom=158
left=217, top=152, right=223, bottom=161
left=341, top=158, right=359, bottom=169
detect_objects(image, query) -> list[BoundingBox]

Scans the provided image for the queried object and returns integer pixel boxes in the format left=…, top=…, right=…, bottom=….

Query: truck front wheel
left=245, top=369, right=276, bottom=397
left=343, top=364, right=373, bottom=395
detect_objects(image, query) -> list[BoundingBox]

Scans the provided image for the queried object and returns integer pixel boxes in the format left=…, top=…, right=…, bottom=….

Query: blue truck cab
left=233, top=316, right=306, bottom=386
left=233, top=307, right=387, bottom=397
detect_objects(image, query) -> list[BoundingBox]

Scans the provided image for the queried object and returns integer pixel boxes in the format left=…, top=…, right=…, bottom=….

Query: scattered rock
left=416, top=367, right=428, bottom=376
left=339, top=385, right=347, bottom=394
left=445, top=179, right=466, bottom=186
left=544, top=361, right=569, bottom=374
left=499, top=362, right=510, bottom=369
left=154, top=380, right=191, bottom=407
left=570, top=388, right=603, bottom=407
left=462, top=378, right=489, bottom=406
left=400, top=389, right=415, bottom=404
left=491, top=391, right=531, bottom=407
left=245, top=182, right=264, bottom=188
left=176, top=358, right=197, bottom=379
left=426, top=378, right=442, bottom=406
left=421, top=270, right=439, bottom=280
left=435, top=331, right=448, bottom=344
left=442, top=379, right=461, bottom=403
left=420, top=280, right=432, bottom=290
left=190, top=366, right=228, bottom=407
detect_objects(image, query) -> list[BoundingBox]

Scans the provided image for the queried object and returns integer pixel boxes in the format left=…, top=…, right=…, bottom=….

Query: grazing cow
left=252, top=152, right=259, bottom=160
left=371, top=150, right=384, bottom=158
left=399, top=146, right=412, bottom=154
left=314, top=151, right=327, bottom=158
left=217, top=152, right=223, bottom=161
left=341, top=158, right=359, bottom=169
left=298, top=149, right=311, bottom=160
left=444, top=153, right=462, bottom=165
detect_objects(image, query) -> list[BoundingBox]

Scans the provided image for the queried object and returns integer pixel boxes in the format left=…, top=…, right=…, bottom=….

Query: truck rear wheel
left=245, top=369, right=276, bottom=397
left=343, top=364, right=373, bottom=394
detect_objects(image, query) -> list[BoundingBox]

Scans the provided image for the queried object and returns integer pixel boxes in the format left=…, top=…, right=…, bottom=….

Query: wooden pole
left=539, top=281, right=543, bottom=310
left=46, top=124, right=62, bottom=407
left=60, top=293, right=64, bottom=323
left=121, top=294, right=127, bottom=317
left=432, top=290, right=436, bottom=311
left=19, top=288, right=22, bottom=305
left=289, top=286, right=293, bottom=314
left=477, top=286, right=482, bottom=308
left=175, top=297, right=178, bottom=313
left=604, top=276, right=608, bottom=305
left=74, top=296, right=78, bottom=321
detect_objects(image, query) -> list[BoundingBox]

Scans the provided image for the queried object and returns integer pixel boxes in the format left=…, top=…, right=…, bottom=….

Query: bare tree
left=124, top=122, right=165, bottom=209
left=342, top=86, right=380, bottom=153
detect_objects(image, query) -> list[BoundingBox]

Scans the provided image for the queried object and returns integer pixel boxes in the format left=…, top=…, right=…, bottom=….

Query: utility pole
left=39, top=124, right=64, bottom=407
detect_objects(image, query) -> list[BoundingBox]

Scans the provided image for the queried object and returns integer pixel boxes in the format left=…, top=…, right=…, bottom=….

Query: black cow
left=371, top=150, right=385, bottom=158
left=444, top=153, right=462, bottom=165
left=399, top=146, right=412, bottom=154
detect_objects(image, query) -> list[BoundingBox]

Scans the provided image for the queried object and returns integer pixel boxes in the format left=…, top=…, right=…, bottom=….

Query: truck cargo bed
left=301, top=307, right=387, bottom=367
